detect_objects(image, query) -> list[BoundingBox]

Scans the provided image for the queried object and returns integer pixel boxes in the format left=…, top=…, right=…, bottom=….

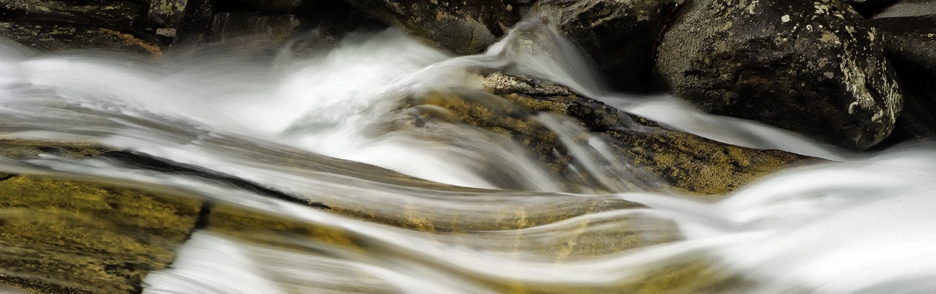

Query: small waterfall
left=0, top=19, right=934, bottom=294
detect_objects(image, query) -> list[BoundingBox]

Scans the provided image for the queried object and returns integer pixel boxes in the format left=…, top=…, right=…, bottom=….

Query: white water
left=1, top=20, right=935, bottom=293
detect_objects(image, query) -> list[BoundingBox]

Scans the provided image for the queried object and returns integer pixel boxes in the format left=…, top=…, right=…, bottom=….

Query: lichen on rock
left=655, top=0, right=903, bottom=150
left=409, top=72, right=812, bottom=196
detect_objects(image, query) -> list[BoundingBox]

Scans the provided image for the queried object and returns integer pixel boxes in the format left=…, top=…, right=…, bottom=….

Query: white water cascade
left=0, top=19, right=934, bottom=293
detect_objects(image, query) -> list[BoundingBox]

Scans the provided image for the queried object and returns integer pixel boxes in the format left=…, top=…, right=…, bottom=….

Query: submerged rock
left=340, top=0, right=518, bottom=54
left=536, top=0, right=665, bottom=92
left=655, top=0, right=902, bottom=150
left=408, top=72, right=810, bottom=195
left=869, top=16, right=936, bottom=142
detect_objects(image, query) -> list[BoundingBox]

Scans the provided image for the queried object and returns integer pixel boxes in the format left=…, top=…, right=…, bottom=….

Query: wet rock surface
left=0, top=175, right=203, bottom=294
left=0, top=0, right=164, bottom=56
left=536, top=0, right=665, bottom=92
left=209, top=12, right=300, bottom=52
left=415, top=72, right=812, bottom=195
left=0, top=21, right=163, bottom=56
left=655, top=0, right=903, bottom=150
left=339, top=0, right=518, bottom=54
left=0, top=0, right=149, bottom=30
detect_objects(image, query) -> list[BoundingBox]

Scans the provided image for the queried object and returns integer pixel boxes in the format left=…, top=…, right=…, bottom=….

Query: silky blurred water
left=1, top=20, right=934, bottom=293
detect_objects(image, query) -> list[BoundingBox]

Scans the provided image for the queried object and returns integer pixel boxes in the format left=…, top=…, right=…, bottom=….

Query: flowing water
left=1, top=20, right=935, bottom=293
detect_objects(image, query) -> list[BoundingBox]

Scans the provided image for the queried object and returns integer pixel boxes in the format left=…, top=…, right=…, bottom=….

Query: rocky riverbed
left=1, top=0, right=935, bottom=292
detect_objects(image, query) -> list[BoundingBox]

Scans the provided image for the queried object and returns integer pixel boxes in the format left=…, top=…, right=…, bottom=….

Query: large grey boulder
left=340, top=0, right=518, bottom=55
left=536, top=0, right=665, bottom=92
left=655, top=0, right=902, bottom=150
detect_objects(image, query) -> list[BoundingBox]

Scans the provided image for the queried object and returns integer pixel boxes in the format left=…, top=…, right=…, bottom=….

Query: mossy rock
left=405, top=72, right=812, bottom=196
left=0, top=175, right=202, bottom=293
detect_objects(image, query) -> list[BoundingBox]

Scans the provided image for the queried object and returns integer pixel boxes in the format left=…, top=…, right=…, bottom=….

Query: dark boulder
left=536, top=0, right=665, bottom=92
left=845, top=0, right=899, bottom=17
left=209, top=12, right=300, bottom=52
left=655, top=0, right=902, bottom=150
left=231, top=0, right=309, bottom=13
left=339, top=0, right=518, bottom=54
left=145, top=0, right=214, bottom=44
left=869, top=16, right=936, bottom=143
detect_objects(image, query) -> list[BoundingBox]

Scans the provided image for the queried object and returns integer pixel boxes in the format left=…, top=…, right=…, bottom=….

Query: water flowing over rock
left=465, top=72, right=811, bottom=195
left=209, top=12, right=301, bottom=53
left=655, top=0, right=903, bottom=150
left=535, top=0, right=665, bottom=92
left=339, top=0, right=518, bottom=54
left=870, top=16, right=936, bottom=143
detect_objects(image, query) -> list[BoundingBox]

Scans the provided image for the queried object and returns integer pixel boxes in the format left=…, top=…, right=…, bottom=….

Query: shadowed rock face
left=846, top=0, right=899, bottom=17
left=536, top=0, right=665, bottom=92
left=870, top=16, right=936, bottom=143
left=0, top=22, right=163, bottom=56
left=339, top=0, right=518, bottom=54
left=0, top=0, right=164, bottom=56
left=655, top=0, right=902, bottom=150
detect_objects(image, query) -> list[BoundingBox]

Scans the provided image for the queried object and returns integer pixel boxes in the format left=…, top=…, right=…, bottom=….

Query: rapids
left=1, top=19, right=934, bottom=293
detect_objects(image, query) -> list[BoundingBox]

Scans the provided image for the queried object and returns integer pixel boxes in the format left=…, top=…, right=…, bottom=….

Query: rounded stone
left=655, top=0, right=902, bottom=150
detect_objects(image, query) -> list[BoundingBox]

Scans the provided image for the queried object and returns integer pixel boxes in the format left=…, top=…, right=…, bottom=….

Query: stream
left=1, top=20, right=934, bottom=293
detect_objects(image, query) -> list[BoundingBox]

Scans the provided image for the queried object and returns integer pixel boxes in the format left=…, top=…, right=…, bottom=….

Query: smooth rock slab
left=655, top=0, right=902, bottom=150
